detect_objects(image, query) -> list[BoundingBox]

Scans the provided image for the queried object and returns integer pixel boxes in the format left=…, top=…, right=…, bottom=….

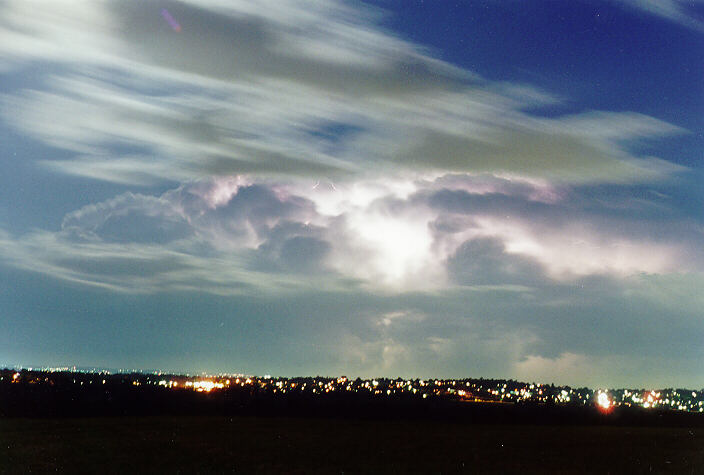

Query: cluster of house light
left=3, top=369, right=703, bottom=413
left=142, top=375, right=704, bottom=412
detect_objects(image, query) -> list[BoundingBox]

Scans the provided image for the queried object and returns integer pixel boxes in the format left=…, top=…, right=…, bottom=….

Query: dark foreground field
left=1, top=416, right=703, bottom=474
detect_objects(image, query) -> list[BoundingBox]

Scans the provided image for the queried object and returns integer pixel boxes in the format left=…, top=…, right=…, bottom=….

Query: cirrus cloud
left=0, top=0, right=687, bottom=187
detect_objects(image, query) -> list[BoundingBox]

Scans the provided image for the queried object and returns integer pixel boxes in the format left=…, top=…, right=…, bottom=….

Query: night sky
left=0, top=0, right=702, bottom=387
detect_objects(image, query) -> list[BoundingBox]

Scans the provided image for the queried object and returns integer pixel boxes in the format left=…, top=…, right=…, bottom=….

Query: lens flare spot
left=161, top=9, right=182, bottom=32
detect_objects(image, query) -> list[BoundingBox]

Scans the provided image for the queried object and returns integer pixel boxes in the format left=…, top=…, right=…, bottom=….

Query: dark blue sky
left=370, top=0, right=703, bottom=165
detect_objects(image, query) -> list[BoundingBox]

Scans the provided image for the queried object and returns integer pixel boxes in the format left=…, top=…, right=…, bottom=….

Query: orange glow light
left=596, top=391, right=613, bottom=413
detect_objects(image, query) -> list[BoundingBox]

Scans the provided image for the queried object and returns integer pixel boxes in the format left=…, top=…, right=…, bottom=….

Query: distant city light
left=2, top=367, right=703, bottom=415
left=597, top=391, right=612, bottom=412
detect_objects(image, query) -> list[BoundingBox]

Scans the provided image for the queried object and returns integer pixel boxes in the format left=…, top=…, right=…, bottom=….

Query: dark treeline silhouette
left=2, top=369, right=703, bottom=427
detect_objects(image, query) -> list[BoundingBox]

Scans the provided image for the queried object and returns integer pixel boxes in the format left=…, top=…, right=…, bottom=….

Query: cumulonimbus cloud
left=0, top=172, right=700, bottom=296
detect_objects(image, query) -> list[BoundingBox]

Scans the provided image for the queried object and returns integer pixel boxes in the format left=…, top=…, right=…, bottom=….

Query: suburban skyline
left=0, top=0, right=702, bottom=388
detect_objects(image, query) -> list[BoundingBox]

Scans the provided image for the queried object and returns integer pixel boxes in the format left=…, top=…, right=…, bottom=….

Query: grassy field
left=1, top=416, right=703, bottom=473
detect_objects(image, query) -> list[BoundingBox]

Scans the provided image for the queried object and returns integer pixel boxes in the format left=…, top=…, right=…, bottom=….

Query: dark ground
left=1, top=416, right=703, bottom=474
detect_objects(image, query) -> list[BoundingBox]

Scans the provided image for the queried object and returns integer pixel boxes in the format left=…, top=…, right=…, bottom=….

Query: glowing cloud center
left=345, top=211, right=439, bottom=288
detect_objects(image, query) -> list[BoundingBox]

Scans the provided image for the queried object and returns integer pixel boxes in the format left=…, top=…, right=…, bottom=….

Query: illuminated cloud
left=0, top=0, right=685, bottom=186
left=615, top=0, right=704, bottom=32
left=1, top=173, right=701, bottom=296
